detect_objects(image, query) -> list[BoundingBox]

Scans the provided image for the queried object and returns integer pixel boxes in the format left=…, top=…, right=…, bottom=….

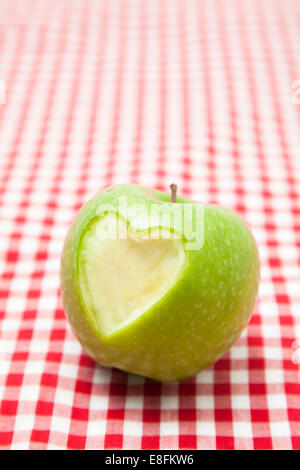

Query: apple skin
left=60, top=184, right=260, bottom=382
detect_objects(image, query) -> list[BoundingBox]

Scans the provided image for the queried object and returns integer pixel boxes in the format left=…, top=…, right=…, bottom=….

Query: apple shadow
left=92, top=360, right=199, bottom=399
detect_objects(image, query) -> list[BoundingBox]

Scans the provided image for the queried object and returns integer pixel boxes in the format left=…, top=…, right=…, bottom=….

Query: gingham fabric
left=0, top=0, right=299, bottom=451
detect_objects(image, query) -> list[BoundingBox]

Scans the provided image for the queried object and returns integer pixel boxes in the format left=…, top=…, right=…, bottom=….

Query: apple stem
left=170, top=183, right=177, bottom=203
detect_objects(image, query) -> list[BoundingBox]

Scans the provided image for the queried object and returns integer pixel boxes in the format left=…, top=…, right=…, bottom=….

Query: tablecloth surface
left=0, top=0, right=300, bottom=450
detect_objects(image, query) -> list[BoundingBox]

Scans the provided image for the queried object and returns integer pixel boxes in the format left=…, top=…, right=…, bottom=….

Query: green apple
left=60, top=184, right=260, bottom=381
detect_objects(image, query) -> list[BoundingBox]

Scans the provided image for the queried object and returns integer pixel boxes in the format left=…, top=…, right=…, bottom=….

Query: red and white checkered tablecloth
left=0, top=0, right=299, bottom=451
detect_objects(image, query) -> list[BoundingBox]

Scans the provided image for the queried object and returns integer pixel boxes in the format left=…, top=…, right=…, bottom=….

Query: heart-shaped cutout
left=78, top=213, right=186, bottom=336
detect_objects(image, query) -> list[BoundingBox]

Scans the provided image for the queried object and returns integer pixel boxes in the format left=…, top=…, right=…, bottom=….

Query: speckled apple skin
left=60, top=184, right=260, bottom=382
